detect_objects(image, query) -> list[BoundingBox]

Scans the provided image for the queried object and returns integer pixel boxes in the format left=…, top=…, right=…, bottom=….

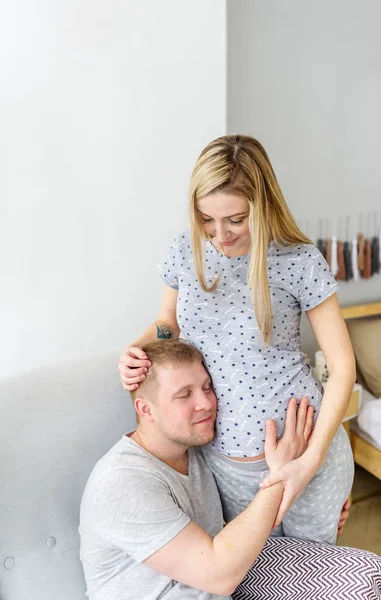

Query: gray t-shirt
left=79, top=435, right=229, bottom=600
left=158, top=231, right=339, bottom=457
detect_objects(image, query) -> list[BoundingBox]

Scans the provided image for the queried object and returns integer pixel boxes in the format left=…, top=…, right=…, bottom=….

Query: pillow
left=346, top=317, right=381, bottom=398
left=233, top=536, right=381, bottom=600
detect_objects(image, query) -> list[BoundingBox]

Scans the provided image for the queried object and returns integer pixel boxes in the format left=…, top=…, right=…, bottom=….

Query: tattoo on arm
left=156, top=324, right=173, bottom=339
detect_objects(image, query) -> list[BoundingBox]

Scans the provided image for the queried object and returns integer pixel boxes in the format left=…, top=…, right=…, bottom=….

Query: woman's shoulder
left=158, top=230, right=193, bottom=287
left=167, top=229, right=192, bottom=253
left=172, top=229, right=191, bottom=244
left=269, top=243, right=329, bottom=280
left=270, top=241, right=318, bottom=260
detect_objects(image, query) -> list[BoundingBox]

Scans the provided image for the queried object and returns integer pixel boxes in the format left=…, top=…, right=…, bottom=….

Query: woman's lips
left=221, top=238, right=238, bottom=247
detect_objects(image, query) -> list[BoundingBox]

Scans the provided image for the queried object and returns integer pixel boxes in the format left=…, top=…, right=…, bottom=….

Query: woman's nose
left=214, top=221, right=228, bottom=240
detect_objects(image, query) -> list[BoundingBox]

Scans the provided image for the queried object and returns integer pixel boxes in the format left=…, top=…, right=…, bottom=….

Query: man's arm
left=144, top=481, right=283, bottom=596
left=145, top=400, right=314, bottom=596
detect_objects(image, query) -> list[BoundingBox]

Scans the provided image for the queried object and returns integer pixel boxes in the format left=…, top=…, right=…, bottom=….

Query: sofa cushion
left=0, top=352, right=136, bottom=600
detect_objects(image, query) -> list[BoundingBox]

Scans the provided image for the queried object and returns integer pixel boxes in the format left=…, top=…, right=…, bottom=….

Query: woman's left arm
left=303, top=292, right=356, bottom=464
left=260, top=293, right=356, bottom=526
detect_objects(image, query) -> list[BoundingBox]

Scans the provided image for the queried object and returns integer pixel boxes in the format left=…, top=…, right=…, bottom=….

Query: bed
left=342, top=302, right=381, bottom=481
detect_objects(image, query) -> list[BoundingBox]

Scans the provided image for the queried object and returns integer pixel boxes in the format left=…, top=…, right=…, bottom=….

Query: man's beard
left=163, top=425, right=216, bottom=448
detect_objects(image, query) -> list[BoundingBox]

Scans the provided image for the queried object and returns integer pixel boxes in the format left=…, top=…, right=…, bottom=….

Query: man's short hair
left=130, top=340, right=204, bottom=404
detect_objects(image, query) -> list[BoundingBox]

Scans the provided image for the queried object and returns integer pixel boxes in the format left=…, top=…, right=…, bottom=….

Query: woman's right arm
left=118, top=285, right=179, bottom=391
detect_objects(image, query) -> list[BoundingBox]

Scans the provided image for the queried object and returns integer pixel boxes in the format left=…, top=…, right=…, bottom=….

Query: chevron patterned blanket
left=233, top=537, right=381, bottom=599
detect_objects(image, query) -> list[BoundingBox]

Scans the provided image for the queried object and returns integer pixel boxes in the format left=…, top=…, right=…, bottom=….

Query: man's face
left=151, top=360, right=217, bottom=447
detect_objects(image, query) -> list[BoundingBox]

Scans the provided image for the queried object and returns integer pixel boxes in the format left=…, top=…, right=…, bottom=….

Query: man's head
left=131, top=341, right=216, bottom=448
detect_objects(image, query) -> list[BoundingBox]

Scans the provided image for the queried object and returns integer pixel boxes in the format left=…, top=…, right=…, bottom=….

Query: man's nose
left=195, top=390, right=215, bottom=411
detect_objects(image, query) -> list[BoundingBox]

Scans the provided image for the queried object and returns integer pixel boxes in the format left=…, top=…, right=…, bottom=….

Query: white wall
left=227, top=0, right=381, bottom=357
left=0, top=0, right=226, bottom=377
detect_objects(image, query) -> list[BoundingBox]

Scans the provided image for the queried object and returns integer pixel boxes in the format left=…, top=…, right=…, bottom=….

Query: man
left=79, top=341, right=351, bottom=600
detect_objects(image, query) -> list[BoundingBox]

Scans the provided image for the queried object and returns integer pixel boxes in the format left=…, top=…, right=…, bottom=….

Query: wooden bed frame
left=342, top=301, right=381, bottom=480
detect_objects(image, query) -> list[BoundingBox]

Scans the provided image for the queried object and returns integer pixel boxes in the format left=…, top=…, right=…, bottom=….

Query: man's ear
left=134, top=397, right=155, bottom=422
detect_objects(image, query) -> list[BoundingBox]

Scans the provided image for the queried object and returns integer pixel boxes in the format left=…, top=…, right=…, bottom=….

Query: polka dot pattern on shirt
left=158, top=231, right=339, bottom=457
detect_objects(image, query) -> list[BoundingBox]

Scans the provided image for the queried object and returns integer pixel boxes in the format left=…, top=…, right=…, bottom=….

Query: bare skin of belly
left=225, top=453, right=266, bottom=462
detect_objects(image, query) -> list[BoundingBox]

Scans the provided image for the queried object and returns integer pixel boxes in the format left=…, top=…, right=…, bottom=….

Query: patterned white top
left=158, top=231, right=339, bottom=457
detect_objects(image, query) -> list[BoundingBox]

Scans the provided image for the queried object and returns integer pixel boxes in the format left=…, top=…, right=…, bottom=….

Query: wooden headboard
left=341, top=302, right=381, bottom=320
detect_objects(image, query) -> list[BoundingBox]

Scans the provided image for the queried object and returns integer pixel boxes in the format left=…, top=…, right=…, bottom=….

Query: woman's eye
left=229, top=219, right=244, bottom=225
left=201, top=218, right=213, bottom=224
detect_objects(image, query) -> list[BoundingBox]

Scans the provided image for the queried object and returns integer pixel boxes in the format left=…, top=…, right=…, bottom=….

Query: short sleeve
left=298, top=246, right=339, bottom=311
left=157, top=234, right=183, bottom=290
left=88, top=468, right=190, bottom=563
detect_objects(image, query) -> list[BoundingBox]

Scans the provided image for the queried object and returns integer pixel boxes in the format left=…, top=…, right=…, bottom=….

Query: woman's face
left=197, top=192, right=251, bottom=257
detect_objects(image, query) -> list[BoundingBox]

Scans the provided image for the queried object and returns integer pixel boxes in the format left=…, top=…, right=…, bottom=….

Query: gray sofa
left=0, top=352, right=136, bottom=600
left=2, top=353, right=381, bottom=600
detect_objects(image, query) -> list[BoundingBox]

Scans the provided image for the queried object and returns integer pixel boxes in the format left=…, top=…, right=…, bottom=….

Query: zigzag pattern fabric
left=232, top=537, right=381, bottom=599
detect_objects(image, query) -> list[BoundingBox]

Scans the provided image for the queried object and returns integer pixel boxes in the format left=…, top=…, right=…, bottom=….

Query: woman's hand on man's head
left=118, top=347, right=151, bottom=391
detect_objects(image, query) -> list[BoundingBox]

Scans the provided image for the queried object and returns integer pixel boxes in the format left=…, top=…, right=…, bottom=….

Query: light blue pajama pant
left=202, top=425, right=354, bottom=544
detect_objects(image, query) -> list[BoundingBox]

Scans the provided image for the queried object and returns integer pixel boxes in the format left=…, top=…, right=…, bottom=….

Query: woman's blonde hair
left=189, top=134, right=312, bottom=344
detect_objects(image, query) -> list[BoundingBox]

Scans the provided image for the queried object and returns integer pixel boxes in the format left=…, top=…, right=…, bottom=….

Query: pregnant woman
left=119, top=134, right=355, bottom=543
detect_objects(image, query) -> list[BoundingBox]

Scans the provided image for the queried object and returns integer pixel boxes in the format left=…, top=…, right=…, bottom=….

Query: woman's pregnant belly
left=209, top=361, right=324, bottom=458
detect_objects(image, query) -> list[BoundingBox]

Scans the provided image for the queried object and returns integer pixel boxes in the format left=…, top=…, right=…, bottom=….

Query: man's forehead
left=156, top=360, right=208, bottom=387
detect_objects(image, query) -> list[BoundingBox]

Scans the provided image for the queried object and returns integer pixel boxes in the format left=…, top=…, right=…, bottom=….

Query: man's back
left=79, top=434, right=228, bottom=600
